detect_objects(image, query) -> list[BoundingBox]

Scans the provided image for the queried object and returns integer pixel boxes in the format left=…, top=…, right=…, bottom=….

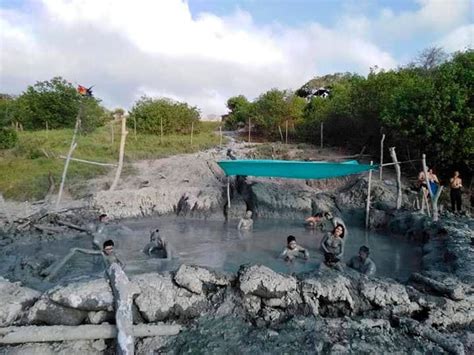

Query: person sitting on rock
left=304, top=212, right=325, bottom=228
left=280, top=235, right=309, bottom=261
left=143, top=229, right=175, bottom=259
left=102, top=239, right=124, bottom=268
left=238, top=210, right=254, bottom=230
left=320, top=224, right=345, bottom=259
left=320, top=252, right=343, bottom=272
left=347, top=245, right=376, bottom=276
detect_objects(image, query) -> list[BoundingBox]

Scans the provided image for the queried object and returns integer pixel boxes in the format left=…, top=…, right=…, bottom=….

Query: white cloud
left=0, top=0, right=469, bottom=116
left=437, top=24, right=473, bottom=52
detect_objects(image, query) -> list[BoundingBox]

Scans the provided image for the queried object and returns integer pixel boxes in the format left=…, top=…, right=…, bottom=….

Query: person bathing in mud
left=238, top=210, right=254, bottom=230
left=347, top=245, right=376, bottom=276
left=143, top=229, right=176, bottom=259
left=102, top=239, right=124, bottom=268
left=320, top=252, right=344, bottom=272
left=305, top=211, right=348, bottom=236
left=280, top=235, right=309, bottom=261
left=320, top=224, right=345, bottom=259
left=304, top=212, right=325, bottom=228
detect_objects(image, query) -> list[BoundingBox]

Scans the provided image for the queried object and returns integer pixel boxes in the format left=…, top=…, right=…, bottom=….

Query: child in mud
left=238, top=210, right=254, bottom=230
left=280, top=235, right=309, bottom=261
left=102, top=239, right=125, bottom=268
left=143, top=229, right=176, bottom=259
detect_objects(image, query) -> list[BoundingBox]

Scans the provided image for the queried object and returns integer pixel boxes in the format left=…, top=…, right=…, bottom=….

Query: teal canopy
left=217, top=159, right=377, bottom=179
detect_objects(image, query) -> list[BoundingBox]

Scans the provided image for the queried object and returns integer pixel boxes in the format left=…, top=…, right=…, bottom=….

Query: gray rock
left=86, top=310, right=114, bottom=324
left=359, top=277, right=411, bottom=307
left=48, top=278, right=114, bottom=311
left=238, top=264, right=297, bottom=298
left=174, top=264, right=229, bottom=295
left=28, top=297, right=87, bottom=325
left=0, top=277, right=41, bottom=327
left=132, top=273, right=207, bottom=322
left=1, top=340, right=107, bottom=355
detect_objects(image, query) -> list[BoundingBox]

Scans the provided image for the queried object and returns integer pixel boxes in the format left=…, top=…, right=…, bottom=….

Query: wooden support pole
left=133, top=115, right=137, bottom=141
left=160, top=116, right=163, bottom=144
left=285, top=120, right=288, bottom=144
left=365, top=161, right=373, bottom=229
left=111, top=119, right=115, bottom=145
left=219, top=125, right=222, bottom=147
left=0, top=324, right=182, bottom=344
left=389, top=147, right=402, bottom=210
left=108, top=263, right=136, bottom=355
left=190, top=121, right=194, bottom=146
left=432, top=186, right=444, bottom=222
left=410, top=273, right=465, bottom=300
left=278, top=126, right=284, bottom=142
left=0, top=193, right=12, bottom=230
left=43, top=248, right=102, bottom=281
left=379, top=134, right=385, bottom=180
left=59, top=156, right=117, bottom=167
left=227, top=177, right=231, bottom=209
left=110, top=116, right=128, bottom=191
left=320, top=122, right=324, bottom=149
left=248, top=117, right=251, bottom=143
left=421, top=154, right=433, bottom=197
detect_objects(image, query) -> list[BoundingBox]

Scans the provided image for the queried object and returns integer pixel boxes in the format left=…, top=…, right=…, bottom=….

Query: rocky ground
left=0, top=140, right=472, bottom=354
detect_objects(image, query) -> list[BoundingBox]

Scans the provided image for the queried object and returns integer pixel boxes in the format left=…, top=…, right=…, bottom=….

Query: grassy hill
left=0, top=121, right=223, bottom=201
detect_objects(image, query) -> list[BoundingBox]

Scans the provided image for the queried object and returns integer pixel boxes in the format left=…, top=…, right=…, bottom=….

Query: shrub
left=0, top=127, right=18, bottom=149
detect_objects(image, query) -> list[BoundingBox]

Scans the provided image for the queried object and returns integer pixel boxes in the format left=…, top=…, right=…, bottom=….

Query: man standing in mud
left=238, top=210, right=254, bottom=230
left=143, top=229, right=175, bottom=259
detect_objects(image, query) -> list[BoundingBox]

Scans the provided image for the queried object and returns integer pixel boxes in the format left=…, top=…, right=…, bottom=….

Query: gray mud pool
left=0, top=217, right=421, bottom=290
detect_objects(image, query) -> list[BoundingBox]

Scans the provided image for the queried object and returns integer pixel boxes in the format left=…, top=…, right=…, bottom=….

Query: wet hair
left=99, top=214, right=108, bottom=221
left=359, top=246, right=370, bottom=254
left=324, top=252, right=340, bottom=263
left=313, top=212, right=324, bottom=218
left=103, top=240, right=114, bottom=249
left=324, top=212, right=331, bottom=217
left=287, top=235, right=296, bottom=244
left=332, top=224, right=345, bottom=238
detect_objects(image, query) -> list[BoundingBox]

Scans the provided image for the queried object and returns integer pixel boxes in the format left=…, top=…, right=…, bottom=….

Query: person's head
left=324, top=252, right=340, bottom=266
left=332, top=224, right=345, bottom=238
left=150, top=229, right=159, bottom=242
left=103, top=240, right=115, bottom=255
left=245, top=210, right=253, bottom=219
left=313, top=212, right=323, bottom=218
left=324, top=212, right=333, bottom=220
left=359, top=245, right=370, bottom=261
left=99, top=214, right=108, bottom=223
left=287, top=235, right=297, bottom=249
left=454, top=171, right=459, bottom=177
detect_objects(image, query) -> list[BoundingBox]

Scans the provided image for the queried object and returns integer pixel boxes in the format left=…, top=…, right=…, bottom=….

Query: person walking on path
left=450, top=171, right=463, bottom=213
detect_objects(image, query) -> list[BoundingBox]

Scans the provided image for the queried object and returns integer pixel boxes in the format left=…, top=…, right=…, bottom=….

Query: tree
left=16, top=76, right=106, bottom=131
left=224, top=95, right=251, bottom=129
left=129, top=96, right=200, bottom=135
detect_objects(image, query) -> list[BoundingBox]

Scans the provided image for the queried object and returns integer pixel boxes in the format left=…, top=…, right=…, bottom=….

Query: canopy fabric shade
left=217, top=159, right=377, bottom=180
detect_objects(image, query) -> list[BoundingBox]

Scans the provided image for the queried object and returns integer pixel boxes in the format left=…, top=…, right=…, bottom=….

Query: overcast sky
left=0, top=0, right=472, bottom=117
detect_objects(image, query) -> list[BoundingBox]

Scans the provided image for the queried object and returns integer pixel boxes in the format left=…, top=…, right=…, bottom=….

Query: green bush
left=0, top=127, right=18, bottom=149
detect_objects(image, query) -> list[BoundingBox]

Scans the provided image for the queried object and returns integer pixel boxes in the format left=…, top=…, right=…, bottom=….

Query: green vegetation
left=129, top=96, right=200, bottom=135
left=224, top=49, right=473, bottom=178
left=0, top=121, right=222, bottom=200
left=0, top=128, right=18, bottom=149
left=1, top=77, right=108, bottom=132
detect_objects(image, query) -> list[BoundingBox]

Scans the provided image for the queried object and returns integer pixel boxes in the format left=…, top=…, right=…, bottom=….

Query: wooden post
left=432, top=186, right=444, bottom=222
left=248, top=118, right=251, bottom=143
left=365, top=161, right=373, bottom=229
left=56, top=102, right=83, bottom=209
left=285, top=120, right=288, bottom=144
left=421, top=154, right=433, bottom=197
left=133, top=115, right=137, bottom=141
left=320, top=122, right=324, bottom=148
left=45, top=121, right=49, bottom=132
left=278, top=126, right=284, bottom=142
left=0, top=193, right=12, bottom=231
left=219, top=125, right=222, bottom=147
left=110, top=116, right=128, bottom=191
left=389, top=147, right=402, bottom=209
left=379, top=134, right=385, bottom=180
left=226, top=177, right=231, bottom=209
left=111, top=119, right=115, bottom=145
left=160, top=116, right=163, bottom=144
left=190, top=121, right=194, bottom=146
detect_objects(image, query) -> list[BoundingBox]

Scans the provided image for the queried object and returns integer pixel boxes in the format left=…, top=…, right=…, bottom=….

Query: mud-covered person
left=102, top=239, right=124, bottom=268
left=320, top=224, right=345, bottom=259
left=238, top=210, right=254, bottom=230
left=280, top=235, right=309, bottom=261
left=143, top=229, right=176, bottom=259
left=347, top=245, right=376, bottom=276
